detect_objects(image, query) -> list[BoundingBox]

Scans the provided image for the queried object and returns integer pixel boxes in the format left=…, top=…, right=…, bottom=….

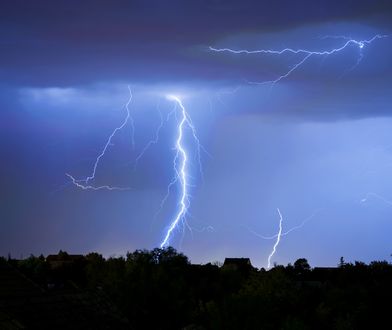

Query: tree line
left=3, top=248, right=392, bottom=329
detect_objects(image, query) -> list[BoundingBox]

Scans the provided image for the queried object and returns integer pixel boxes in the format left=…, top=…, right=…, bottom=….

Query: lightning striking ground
left=209, top=35, right=388, bottom=84
left=160, top=95, right=196, bottom=248
left=267, top=208, right=283, bottom=269
left=68, top=86, right=134, bottom=190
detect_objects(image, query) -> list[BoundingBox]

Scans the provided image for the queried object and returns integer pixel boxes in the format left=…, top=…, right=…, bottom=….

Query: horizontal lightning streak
left=210, top=35, right=388, bottom=84
left=209, top=35, right=387, bottom=56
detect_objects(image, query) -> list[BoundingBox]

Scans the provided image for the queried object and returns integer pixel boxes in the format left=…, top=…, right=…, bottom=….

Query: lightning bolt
left=267, top=208, right=283, bottom=269
left=65, top=87, right=204, bottom=248
left=67, top=86, right=134, bottom=190
left=64, top=34, right=387, bottom=250
left=160, top=95, right=202, bottom=248
left=209, top=34, right=388, bottom=85
left=211, top=34, right=388, bottom=265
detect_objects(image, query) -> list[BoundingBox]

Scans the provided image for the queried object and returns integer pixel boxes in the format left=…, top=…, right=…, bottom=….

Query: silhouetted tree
left=294, top=258, right=310, bottom=274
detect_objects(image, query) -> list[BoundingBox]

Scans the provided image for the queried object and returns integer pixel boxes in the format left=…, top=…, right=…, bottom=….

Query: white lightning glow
left=160, top=95, right=196, bottom=248
left=64, top=33, right=388, bottom=250
left=66, top=88, right=204, bottom=248
left=210, top=35, right=388, bottom=84
left=267, top=208, right=283, bottom=269
left=210, top=34, right=389, bottom=265
left=68, top=86, right=134, bottom=190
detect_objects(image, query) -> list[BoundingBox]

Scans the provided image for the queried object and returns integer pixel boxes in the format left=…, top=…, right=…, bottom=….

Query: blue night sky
left=1, top=0, right=392, bottom=268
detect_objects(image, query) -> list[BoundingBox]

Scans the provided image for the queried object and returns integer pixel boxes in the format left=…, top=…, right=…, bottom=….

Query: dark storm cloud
left=2, top=1, right=392, bottom=265
left=1, top=0, right=391, bottom=85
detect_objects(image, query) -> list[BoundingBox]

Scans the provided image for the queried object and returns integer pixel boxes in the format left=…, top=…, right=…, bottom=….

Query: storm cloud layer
left=1, top=1, right=392, bottom=267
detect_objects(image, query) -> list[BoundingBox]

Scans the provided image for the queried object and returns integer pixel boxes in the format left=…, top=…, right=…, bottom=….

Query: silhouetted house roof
left=223, top=258, right=253, bottom=271
left=0, top=262, right=131, bottom=329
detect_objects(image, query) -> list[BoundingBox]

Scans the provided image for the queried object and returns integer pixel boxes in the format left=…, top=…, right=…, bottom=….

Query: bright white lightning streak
left=209, top=34, right=388, bottom=84
left=267, top=208, right=283, bottom=269
left=160, top=95, right=194, bottom=248
left=151, top=101, right=204, bottom=232
left=67, top=86, right=134, bottom=190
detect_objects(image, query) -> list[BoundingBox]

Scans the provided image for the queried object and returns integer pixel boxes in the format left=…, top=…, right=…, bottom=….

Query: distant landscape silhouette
left=1, top=248, right=391, bottom=329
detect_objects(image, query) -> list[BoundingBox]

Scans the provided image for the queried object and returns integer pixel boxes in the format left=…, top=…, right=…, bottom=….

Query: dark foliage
left=3, top=250, right=392, bottom=329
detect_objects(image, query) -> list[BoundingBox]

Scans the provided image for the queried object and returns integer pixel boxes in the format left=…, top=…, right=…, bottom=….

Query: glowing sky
left=1, top=0, right=392, bottom=267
